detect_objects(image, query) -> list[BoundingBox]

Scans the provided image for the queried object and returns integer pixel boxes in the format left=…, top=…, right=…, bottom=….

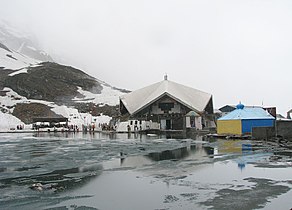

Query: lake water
left=0, top=132, right=291, bottom=210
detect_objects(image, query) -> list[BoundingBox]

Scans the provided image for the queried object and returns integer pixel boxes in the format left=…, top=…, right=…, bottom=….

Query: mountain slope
left=0, top=38, right=130, bottom=130
left=4, top=62, right=102, bottom=102
left=0, top=42, right=41, bottom=70
left=0, top=22, right=132, bottom=130
left=0, top=20, right=53, bottom=62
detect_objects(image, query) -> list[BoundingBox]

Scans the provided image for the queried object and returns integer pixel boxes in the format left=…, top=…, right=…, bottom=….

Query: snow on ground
left=73, top=85, right=124, bottom=106
left=92, top=115, right=112, bottom=124
left=8, top=68, right=28, bottom=76
left=0, top=47, right=41, bottom=70
left=0, top=87, right=54, bottom=110
left=26, top=45, right=37, bottom=51
left=52, top=105, right=85, bottom=128
left=0, top=87, right=115, bottom=132
left=0, top=111, right=24, bottom=131
left=0, top=88, right=28, bottom=109
left=52, top=105, right=112, bottom=130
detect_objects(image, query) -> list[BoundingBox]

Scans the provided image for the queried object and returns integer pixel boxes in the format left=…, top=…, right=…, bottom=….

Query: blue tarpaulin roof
left=218, top=107, right=275, bottom=120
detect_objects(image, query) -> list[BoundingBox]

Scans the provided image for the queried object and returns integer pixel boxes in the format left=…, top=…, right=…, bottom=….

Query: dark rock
left=12, top=103, right=63, bottom=124
left=4, top=62, right=103, bottom=103
left=73, top=103, right=119, bottom=117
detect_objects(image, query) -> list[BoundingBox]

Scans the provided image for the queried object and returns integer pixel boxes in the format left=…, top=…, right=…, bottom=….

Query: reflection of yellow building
left=217, top=140, right=242, bottom=154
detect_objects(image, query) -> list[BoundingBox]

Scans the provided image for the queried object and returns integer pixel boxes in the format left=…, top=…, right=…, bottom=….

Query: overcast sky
left=0, top=0, right=291, bottom=115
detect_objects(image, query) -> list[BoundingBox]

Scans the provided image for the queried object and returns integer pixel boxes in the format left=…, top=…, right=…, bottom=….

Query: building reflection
left=146, top=145, right=215, bottom=162
left=116, top=144, right=215, bottom=169
left=213, top=140, right=253, bottom=171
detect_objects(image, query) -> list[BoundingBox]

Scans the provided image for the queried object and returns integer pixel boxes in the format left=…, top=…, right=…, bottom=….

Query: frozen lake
left=0, top=132, right=291, bottom=210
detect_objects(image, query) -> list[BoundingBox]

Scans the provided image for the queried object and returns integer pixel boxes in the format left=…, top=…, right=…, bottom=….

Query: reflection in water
left=31, top=131, right=165, bottom=141
left=238, top=162, right=246, bottom=170
left=1, top=133, right=290, bottom=210
left=204, top=146, right=215, bottom=156
left=146, top=145, right=214, bottom=161
left=147, top=147, right=191, bottom=161
left=236, top=143, right=258, bottom=171
left=120, top=152, right=126, bottom=165
left=102, top=144, right=216, bottom=170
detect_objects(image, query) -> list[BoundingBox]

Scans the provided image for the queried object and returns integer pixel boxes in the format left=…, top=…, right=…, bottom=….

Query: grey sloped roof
left=120, top=79, right=212, bottom=115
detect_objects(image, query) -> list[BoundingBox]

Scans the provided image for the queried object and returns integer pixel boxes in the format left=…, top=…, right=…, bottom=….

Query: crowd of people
left=100, top=123, right=115, bottom=131
left=24, top=121, right=115, bottom=133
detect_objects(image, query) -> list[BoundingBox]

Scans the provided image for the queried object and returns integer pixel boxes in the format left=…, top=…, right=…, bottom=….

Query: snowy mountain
left=0, top=25, right=129, bottom=131
left=0, top=42, right=41, bottom=70
left=0, top=20, right=53, bottom=62
left=0, top=57, right=128, bottom=131
left=0, top=86, right=121, bottom=131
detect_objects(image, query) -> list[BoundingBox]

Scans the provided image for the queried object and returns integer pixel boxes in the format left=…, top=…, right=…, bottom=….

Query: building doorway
left=161, top=119, right=172, bottom=130
left=166, top=119, right=171, bottom=130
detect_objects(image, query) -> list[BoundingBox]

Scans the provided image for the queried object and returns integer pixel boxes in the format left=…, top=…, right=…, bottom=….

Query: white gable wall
left=186, top=116, right=203, bottom=130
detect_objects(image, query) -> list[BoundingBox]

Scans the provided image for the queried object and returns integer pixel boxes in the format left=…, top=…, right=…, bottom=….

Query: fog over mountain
left=0, top=27, right=128, bottom=130
left=0, top=20, right=53, bottom=62
left=0, top=0, right=292, bottom=115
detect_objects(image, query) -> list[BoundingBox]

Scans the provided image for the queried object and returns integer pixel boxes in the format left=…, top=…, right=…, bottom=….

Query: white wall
left=186, top=116, right=191, bottom=128
left=195, top=117, right=203, bottom=130
left=116, top=120, right=160, bottom=132
left=186, top=116, right=202, bottom=130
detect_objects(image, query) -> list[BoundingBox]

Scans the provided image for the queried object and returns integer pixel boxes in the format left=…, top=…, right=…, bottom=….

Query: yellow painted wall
left=217, top=120, right=242, bottom=135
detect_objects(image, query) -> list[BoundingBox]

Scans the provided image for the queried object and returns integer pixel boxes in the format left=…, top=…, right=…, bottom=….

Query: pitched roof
left=218, top=107, right=275, bottom=120
left=120, top=79, right=212, bottom=115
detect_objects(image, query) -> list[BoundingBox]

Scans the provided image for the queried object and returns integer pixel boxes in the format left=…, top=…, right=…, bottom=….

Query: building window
left=159, top=103, right=174, bottom=112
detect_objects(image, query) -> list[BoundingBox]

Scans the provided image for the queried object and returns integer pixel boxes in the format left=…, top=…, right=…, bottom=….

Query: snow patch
left=0, top=112, right=24, bottom=131
left=40, top=51, right=48, bottom=56
left=0, top=47, right=41, bottom=70
left=52, top=105, right=112, bottom=131
left=26, top=45, right=37, bottom=51
left=9, top=68, right=28, bottom=76
left=17, top=42, right=25, bottom=53
left=73, top=85, right=124, bottom=106
left=0, top=88, right=115, bottom=132
left=0, top=88, right=27, bottom=109
left=93, top=114, right=112, bottom=125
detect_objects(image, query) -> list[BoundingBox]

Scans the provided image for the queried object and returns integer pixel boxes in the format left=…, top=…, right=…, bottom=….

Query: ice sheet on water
left=200, top=177, right=291, bottom=210
left=1, top=133, right=292, bottom=209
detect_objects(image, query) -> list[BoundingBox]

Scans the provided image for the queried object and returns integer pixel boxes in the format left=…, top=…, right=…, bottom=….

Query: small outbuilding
left=217, top=103, right=275, bottom=136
